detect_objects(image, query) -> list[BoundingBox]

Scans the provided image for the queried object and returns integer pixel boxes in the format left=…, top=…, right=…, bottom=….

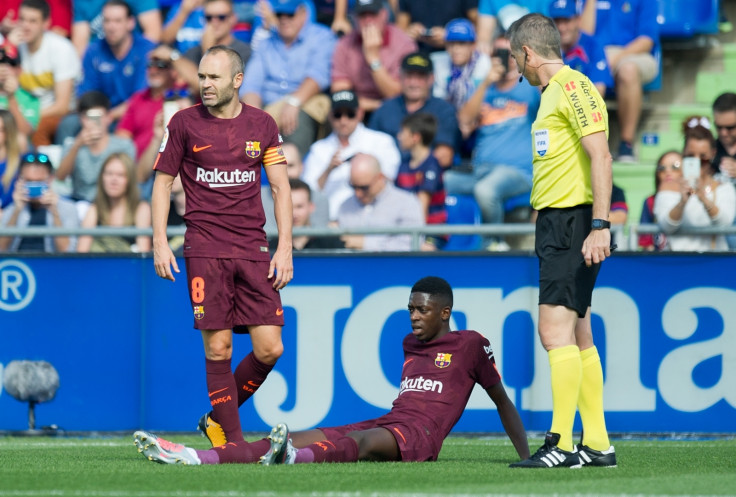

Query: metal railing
left=3, top=223, right=736, bottom=252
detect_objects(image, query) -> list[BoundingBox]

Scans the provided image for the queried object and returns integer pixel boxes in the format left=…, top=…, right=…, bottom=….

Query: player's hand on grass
left=153, top=242, right=179, bottom=281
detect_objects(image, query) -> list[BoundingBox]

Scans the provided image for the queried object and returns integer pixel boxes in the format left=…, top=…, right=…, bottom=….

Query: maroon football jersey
left=384, top=330, right=501, bottom=446
left=154, top=103, right=285, bottom=260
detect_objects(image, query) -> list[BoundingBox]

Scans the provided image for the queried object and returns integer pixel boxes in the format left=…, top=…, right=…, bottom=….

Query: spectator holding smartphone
left=653, top=117, right=736, bottom=252
left=0, top=151, right=79, bottom=253
left=55, top=90, right=136, bottom=219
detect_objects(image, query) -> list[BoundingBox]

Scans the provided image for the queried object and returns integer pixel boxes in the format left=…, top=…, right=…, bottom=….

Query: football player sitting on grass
left=133, top=276, right=530, bottom=465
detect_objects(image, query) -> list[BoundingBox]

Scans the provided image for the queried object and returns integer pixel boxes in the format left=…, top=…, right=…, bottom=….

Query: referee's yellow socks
left=578, top=346, right=611, bottom=451
left=548, top=344, right=582, bottom=452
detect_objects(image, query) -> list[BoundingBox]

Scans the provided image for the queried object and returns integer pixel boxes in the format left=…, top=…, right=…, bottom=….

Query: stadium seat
left=643, top=40, right=663, bottom=92
left=656, top=0, right=719, bottom=38
left=612, top=162, right=656, bottom=225
left=695, top=71, right=736, bottom=105
left=442, top=194, right=482, bottom=251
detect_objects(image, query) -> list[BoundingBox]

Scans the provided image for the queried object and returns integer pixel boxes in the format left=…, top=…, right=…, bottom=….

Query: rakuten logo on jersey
left=399, top=376, right=443, bottom=395
left=196, top=167, right=256, bottom=188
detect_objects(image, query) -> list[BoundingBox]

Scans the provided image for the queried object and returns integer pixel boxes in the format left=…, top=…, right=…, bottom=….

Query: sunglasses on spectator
left=21, top=152, right=51, bottom=164
left=332, top=110, right=356, bottom=120
left=656, top=161, right=681, bottom=172
left=205, top=13, right=230, bottom=22
left=276, top=12, right=296, bottom=19
left=350, top=182, right=372, bottom=192
left=147, top=59, right=171, bottom=69
left=715, top=123, right=736, bottom=132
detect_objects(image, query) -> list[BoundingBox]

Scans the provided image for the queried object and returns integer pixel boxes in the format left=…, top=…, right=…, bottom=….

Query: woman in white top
left=654, top=117, right=736, bottom=252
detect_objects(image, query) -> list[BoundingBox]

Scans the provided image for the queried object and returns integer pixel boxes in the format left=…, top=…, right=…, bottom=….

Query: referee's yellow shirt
left=530, top=66, right=608, bottom=210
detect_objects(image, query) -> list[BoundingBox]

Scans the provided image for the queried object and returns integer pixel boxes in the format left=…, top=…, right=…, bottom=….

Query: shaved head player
left=150, top=45, right=293, bottom=447
left=134, top=276, right=530, bottom=466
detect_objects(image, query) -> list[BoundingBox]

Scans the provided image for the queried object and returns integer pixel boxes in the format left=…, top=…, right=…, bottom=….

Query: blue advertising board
left=0, top=254, right=734, bottom=433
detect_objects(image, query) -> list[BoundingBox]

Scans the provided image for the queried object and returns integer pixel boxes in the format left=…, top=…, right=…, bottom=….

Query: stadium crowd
left=1, top=0, right=735, bottom=253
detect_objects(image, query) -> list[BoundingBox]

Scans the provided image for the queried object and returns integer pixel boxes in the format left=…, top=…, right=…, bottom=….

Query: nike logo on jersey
left=276, top=308, right=284, bottom=316
left=193, top=144, right=213, bottom=152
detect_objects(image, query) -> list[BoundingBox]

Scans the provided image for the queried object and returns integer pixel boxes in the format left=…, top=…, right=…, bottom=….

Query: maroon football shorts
left=184, top=257, right=284, bottom=331
left=319, top=415, right=441, bottom=462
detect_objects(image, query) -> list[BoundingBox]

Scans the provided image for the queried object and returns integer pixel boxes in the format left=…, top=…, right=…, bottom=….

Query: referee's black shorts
left=535, top=205, right=601, bottom=317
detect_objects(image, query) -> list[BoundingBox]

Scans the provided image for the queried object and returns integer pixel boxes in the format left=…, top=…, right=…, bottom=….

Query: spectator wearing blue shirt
left=581, top=0, right=659, bottom=162
left=550, top=0, right=611, bottom=96
left=368, top=52, right=459, bottom=169
left=160, top=0, right=207, bottom=54
left=241, top=0, right=336, bottom=157
left=78, top=0, right=157, bottom=123
left=445, top=36, right=539, bottom=240
left=476, top=0, right=549, bottom=54
left=71, top=0, right=162, bottom=57
left=58, top=0, right=157, bottom=146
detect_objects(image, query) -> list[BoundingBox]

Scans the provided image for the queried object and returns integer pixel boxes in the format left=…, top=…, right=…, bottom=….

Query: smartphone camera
left=26, top=181, right=48, bottom=199
left=494, top=48, right=510, bottom=73
left=682, top=156, right=701, bottom=187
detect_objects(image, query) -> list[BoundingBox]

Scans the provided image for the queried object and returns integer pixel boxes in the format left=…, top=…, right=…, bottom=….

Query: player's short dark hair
left=78, top=91, right=111, bottom=113
left=103, top=0, right=133, bottom=17
left=401, top=113, right=437, bottom=147
left=411, top=276, right=453, bottom=309
left=289, top=177, right=311, bottom=201
left=20, top=0, right=50, bottom=19
left=204, top=45, right=244, bottom=77
left=713, top=92, right=736, bottom=114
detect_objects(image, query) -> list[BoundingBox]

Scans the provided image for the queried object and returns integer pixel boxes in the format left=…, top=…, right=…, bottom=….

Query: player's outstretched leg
left=133, top=430, right=201, bottom=465
left=509, top=432, right=581, bottom=469
left=260, top=423, right=296, bottom=465
left=197, top=411, right=228, bottom=447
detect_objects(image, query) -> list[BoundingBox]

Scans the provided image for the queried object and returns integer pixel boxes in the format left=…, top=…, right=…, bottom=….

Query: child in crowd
left=395, top=112, right=447, bottom=249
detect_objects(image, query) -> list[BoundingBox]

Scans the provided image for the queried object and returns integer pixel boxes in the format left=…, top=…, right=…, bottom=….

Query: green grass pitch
left=1, top=434, right=735, bottom=496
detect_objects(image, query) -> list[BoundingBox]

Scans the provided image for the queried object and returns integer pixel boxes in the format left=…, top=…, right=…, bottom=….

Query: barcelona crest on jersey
left=194, top=305, right=204, bottom=320
left=435, top=353, right=452, bottom=368
left=245, top=141, right=261, bottom=158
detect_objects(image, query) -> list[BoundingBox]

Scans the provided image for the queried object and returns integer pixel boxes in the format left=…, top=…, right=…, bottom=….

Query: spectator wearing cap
left=430, top=18, right=492, bottom=112
left=368, top=51, right=459, bottom=169
left=241, top=0, right=336, bottom=158
left=330, top=0, right=417, bottom=114
left=0, top=43, right=39, bottom=137
left=396, top=0, right=478, bottom=54
left=302, top=89, right=401, bottom=220
left=0, top=151, right=79, bottom=253
left=550, top=0, right=612, bottom=96
left=444, top=36, right=540, bottom=240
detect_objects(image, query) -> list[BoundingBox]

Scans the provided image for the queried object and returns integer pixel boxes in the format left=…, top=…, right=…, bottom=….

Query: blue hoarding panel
left=1, top=254, right=734, bottom=433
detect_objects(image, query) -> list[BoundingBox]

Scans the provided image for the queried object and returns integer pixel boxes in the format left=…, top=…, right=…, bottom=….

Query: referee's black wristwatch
left=591, top=219, right=611, bottom=230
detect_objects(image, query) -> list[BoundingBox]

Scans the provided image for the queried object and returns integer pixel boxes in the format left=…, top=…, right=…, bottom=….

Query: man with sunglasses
left=157, top=0, right=251, bottom=94
left=711, top=92, right=736, bottom=249
left=303, top=89, right=400, bottom=221
left=116, top=45, right=192, bottom=200
left=240, top=0, right=336, bottom=158
left=337, top=152, right=423, bottom=251
left=0, top=152, right=79, bottom=253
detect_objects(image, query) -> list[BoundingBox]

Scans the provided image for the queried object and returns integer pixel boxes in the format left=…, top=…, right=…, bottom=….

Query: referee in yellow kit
left=506, top=12, right=616, bottom=469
